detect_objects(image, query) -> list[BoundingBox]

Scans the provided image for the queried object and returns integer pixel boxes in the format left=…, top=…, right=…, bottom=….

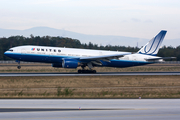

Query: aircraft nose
left=4, top=51, right=9, bottom=57
left=4, top=51, right=8, bottom=55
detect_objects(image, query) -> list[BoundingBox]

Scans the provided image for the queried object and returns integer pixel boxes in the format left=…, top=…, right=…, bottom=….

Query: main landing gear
left=78, top=62, right=96, bottom=73
left=78, top=69, right=96, bottom=73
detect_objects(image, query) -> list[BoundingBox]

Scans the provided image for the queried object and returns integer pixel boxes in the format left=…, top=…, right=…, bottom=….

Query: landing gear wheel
left=17, top=66, right=21, bottom=69
left=17, top=60, right=21, bottom=69
left=93, top=70, right=96, bottom=73
left=78, top=69, right=96, bottom=73
left=78, top=70, right=82, bottom=73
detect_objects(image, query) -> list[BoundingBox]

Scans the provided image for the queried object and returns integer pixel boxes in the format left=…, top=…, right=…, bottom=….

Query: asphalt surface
left=0, top=72, right=180, bottom=76
left=0, top=99, right=180, bottom=120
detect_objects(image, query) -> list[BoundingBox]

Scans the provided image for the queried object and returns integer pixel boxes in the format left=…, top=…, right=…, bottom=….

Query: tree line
left=0, top=35, right=179, bottom=60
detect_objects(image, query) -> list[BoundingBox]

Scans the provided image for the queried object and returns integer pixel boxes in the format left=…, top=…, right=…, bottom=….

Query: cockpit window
left=8, top=49, right=13, bottom=52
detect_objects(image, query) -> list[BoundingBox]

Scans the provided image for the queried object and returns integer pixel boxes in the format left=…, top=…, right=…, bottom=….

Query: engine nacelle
left=52, top=63, right=62, bottom=68
left=62, top=58, right=79, bottom=68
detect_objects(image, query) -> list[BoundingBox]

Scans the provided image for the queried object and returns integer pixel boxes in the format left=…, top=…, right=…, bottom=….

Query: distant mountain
left=0, top=27, right=179, bottom=47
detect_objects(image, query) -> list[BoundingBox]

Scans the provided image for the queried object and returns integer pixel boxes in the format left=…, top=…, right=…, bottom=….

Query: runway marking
left=1, top=113, right=180, bottom=120
left=0, top=108, right=136, bottom=113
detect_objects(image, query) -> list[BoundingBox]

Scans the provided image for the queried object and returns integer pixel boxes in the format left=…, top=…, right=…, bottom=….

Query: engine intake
left=62, top=58, right=79, bottom=68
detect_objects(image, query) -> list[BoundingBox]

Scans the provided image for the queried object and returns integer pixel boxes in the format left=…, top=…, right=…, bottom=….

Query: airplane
left=4, top=30, right=175, bottom=73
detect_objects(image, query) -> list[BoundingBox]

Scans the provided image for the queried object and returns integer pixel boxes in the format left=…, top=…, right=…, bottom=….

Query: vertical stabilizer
left=137, top=30, right=167, bottom=56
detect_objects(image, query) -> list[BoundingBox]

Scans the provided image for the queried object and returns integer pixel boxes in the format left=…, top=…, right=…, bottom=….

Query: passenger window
left=49, top=49, right=52, bottom=52
left=37, top=48, right=40, bottom=51
left=41, top=49, right=44, bottom=51
left=58, top=50, right=61, bottom=52
left=54, top=49, right=56, bottom=52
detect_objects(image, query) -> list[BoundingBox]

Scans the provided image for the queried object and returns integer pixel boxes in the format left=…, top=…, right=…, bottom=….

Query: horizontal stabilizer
left=145, top=57, right=176, bottom=61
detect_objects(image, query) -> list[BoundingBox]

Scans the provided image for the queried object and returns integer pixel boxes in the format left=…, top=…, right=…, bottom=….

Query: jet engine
left=62, top=58, right=79, bottom=68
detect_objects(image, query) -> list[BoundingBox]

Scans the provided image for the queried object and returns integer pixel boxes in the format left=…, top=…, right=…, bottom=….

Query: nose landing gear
left=17, top=66, right=21, bottom=69
left=16, top=60, right=21, bottom=69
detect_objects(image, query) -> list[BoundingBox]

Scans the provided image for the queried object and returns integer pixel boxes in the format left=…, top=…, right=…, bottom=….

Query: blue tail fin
left=137, top=30, right=167, bottom=56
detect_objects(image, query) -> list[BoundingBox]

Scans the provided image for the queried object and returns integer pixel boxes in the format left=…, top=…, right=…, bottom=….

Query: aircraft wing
left=145, top=57, right=176, bottom=61
left=80, top=53, right=131, bottom=62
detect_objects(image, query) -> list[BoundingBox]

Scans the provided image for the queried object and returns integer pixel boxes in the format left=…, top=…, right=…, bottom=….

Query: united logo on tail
left=138, top=30, right=167, bottom=56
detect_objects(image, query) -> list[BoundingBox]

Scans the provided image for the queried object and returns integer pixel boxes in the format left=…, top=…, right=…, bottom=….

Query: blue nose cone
left=4, top=51, right=8, bottom=56
left=4, top=51, right=10, bottom=57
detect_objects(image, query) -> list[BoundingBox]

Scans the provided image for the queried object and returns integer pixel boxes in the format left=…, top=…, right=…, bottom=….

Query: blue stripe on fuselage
left=101, top=59, right=151, bottom=68
left=4, top=53, right=79, bottom=63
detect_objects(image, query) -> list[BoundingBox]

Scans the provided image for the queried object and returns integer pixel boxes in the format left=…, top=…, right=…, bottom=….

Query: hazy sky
left=0, top=0, right=180, bottom=39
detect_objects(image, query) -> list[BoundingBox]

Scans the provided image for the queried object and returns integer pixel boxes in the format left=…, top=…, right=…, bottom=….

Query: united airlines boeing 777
left=4, top=30, right=174, bottom=73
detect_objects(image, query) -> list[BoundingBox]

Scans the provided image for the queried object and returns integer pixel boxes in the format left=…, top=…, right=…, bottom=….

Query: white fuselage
left=4, top=45, right=161, bottom=68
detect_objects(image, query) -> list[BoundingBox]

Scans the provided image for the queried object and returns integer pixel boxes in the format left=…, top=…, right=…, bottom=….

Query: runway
left=1, top=64, right=179, bottom=66
left=0, top=99, right=180, bottom=120
left=0, top=71, right=180, bottom=76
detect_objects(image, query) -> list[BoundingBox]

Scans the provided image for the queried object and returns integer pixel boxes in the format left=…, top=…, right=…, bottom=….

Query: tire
left=17, top=66, right=21, bottom=69
left=78, top=70, right=82, bottom=73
